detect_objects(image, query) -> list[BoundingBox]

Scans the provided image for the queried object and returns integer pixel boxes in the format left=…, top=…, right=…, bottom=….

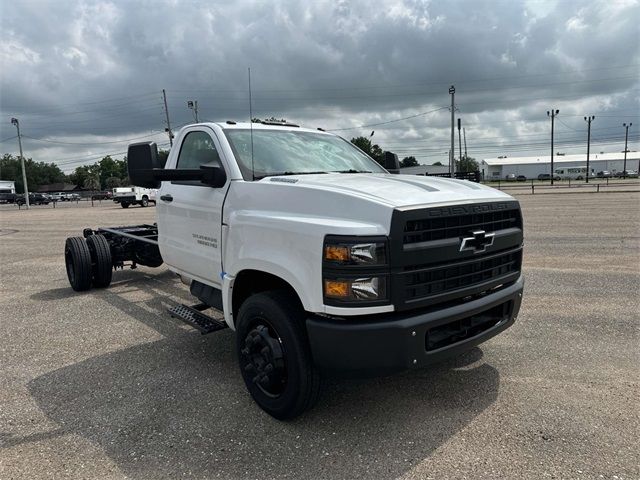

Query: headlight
left=324, top=240, right=387, bottom=266
left=323, top=235, right=390, bottom=306
left=324, top=277, right=387, bottom=302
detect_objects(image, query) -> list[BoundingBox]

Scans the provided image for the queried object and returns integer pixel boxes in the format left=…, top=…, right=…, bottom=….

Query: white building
left=481, top=152, right=640, bottom=180
left=0, top=180, right=16, bottom=193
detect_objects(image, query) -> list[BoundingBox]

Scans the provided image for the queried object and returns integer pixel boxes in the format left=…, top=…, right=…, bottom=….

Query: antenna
left=248, top=67, right=255, bottom=181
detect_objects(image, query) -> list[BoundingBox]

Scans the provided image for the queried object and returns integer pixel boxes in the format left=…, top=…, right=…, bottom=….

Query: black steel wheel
left=141, top=196, right=149, bottom=207
left=65, top=237, right=92, bottom=291
left=236, top=290, right=321, bottom=420
left=86, top=234, right=113, bottom=288
left=121, top=202, right=129, bottom=208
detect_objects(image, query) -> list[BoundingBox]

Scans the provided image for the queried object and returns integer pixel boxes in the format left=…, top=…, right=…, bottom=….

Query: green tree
left=400, top=156, right=418, bottom=168
left=98, top=155, right=127, bottom=189
left=0, top=154, right=65, bottom=193
left=68, top=164, right=99, bottom=189
left=458, top=156, right=479, bottom=172
left=105, top=176, right=121, bottom=189
left=157, top=149, right=170, bottom=168
left=83, top=173, right=100, bottom=191
left=432, top=161, right=443, bottom=166
left=350, top=137, right=384, bottom=165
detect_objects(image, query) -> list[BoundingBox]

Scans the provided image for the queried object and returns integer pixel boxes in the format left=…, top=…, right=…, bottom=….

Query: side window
left=176, top=131, right=221, bottom=169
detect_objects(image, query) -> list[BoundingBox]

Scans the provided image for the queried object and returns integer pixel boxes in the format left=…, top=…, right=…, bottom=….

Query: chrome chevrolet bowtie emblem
left=460, top=230, right=495, bottom=254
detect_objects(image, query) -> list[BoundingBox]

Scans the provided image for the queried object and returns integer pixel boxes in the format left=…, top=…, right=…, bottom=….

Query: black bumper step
left=168, top=303, right=228, bottom=334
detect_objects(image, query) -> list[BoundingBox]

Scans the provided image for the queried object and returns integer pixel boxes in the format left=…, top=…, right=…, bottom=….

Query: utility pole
left=187, top=100, right=199, bottom=122
left=449, top=85, right=455, bottom=176
left=162, top=89, right=174, bottom=147
left=463, top=127, right=468, bottom=158
left=584, top=116, right=595, bottom=183
left=547, top=109, right=559, bottom=186
left=457, top=118, right=463, bottom=170
left=623, top=122, right=632, bottom=179
left=10, top=118, right=29, bottom=209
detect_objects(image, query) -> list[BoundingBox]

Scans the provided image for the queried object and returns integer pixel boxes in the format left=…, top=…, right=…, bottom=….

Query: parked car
left=614, top=170, right=638, bottom=178
left=537, top=173, right=560, bottom=181
left=0, top=192, right=17, bottom=204
left=516, top=175, right=527, bottom=182
left=505, top=173, right=517, bottom=181
left=91, top=191, right=112, bottom=200
left=16, top=193, right=50, bottom=205
left=596, top=171, right=611, bottom=178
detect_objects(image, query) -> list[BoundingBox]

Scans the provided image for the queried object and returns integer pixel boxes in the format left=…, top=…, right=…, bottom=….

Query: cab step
left=168, top=303, right=228, bottom=334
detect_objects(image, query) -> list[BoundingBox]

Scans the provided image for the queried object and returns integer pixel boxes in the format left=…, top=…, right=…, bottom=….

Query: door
left=157, top=128, right=230, bottom=287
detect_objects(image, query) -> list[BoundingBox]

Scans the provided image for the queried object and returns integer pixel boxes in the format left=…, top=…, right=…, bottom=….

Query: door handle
left=160, top=194, right=173, bottom=203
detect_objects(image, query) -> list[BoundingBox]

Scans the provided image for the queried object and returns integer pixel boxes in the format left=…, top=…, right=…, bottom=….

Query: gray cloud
left=1, top=0, right=638, bottom=171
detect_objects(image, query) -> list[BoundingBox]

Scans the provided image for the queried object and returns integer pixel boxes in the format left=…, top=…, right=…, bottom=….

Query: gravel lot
left=1, top=192, right=638, bottom=480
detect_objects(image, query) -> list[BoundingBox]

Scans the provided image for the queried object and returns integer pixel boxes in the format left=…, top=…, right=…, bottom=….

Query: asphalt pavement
left=0, top=192, right=638, bottom=479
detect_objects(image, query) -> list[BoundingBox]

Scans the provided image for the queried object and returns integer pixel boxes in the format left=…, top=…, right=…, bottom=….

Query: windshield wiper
left=333, top=169, right=373, bottom=174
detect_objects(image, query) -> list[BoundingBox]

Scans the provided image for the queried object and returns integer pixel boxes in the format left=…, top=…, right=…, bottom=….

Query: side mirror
left=200, top=164, right=227, bottom=188
left=127, top=142, right=162, bottom=188
left=381, top=151, right=400, bottom=173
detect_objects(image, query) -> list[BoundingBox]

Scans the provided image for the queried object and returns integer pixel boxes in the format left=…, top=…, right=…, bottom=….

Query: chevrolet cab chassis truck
left=64, top=121, right=524, bottom=419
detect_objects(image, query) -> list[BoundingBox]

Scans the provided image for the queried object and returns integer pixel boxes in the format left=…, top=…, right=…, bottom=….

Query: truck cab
left=67, top=121, right=524, bottom=419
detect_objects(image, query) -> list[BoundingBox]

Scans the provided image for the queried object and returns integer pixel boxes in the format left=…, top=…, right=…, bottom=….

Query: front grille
left=404, top=207, right=522, bottom=244
left=390, top=201, right=523, bottom=310
left=403, top=248, right=522, bottom=302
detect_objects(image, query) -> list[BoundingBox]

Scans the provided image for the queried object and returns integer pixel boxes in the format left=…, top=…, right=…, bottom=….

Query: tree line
left=0, top=150, right=169, bottom=193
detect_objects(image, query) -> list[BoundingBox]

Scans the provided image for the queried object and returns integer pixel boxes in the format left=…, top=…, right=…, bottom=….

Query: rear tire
left=121, top=202, right=129, bottom=208
left=86, top=234, right=112, bottom=288
left=65, top=237, right=92, bottom=291
left=140, top=196, right=149, bottom=207
left=236, top=290, right=321, bottom=420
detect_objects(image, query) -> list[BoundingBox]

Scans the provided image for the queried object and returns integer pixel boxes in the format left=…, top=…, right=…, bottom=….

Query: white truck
left=112, top=186, right=157, bottom=208
left=64, top=121, right=524, bottom=419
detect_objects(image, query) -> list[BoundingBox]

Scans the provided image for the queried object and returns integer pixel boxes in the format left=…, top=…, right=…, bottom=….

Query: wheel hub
left=241, top=323, right=286, bottom=397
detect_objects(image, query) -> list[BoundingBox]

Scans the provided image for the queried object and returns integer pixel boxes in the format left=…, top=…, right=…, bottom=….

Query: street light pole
left=547, top=109, right=559, bottom=186
left=457, top=118, right=463, bottom=171
left=584, top=116, right=595, bottom=183
left=623, top=122, right=632, bottom=179
left=188, top=100, right=199, bottom=123
left=10, top=117, right=29, bottom=209
left=449, top=85, right=455, bottom=177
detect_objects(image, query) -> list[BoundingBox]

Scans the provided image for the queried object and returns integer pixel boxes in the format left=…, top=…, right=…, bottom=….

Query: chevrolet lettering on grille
left=460, top=230, right=495, bottom=254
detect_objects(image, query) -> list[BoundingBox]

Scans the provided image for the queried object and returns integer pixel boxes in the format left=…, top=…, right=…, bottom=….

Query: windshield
left=223, top=129, right=387, bottom=180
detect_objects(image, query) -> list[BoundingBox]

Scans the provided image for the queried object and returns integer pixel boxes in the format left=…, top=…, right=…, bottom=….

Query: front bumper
left=306, top=274, right=523, bottom=376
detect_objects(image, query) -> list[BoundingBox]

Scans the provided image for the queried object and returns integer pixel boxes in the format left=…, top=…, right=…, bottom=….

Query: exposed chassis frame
left=82, top=223, right=163, bottom=269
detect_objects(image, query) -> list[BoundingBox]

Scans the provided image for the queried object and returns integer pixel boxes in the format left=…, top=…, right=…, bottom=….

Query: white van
left=554, top=166, right=594, bottom=180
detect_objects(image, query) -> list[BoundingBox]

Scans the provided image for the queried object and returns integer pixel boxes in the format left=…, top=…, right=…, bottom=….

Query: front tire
left=65, top=237, right=92, bottom=291
left=140, top=196, right=149, bottom=207
left=121, top=202, right=129, bottom=209
left=235, top=290, right=321, bottom=420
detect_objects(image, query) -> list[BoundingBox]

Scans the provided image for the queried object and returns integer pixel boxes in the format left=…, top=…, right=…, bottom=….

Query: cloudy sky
left=1, top=0, right=639, bottom=172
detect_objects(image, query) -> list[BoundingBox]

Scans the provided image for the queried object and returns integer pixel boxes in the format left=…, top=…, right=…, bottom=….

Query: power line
left=327, top=107, right=448, bottom=131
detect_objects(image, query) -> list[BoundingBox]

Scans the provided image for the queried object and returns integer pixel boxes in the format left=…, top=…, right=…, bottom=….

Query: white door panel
left=157, top=128, right=229, bottom=287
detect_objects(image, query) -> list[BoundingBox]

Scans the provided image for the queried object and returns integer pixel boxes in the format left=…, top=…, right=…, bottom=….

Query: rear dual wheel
left=64, top=235, right=112, bottom=291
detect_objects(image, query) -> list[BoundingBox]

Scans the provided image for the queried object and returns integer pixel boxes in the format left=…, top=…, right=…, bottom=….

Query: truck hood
left=264, top=173, right=512, bottom=207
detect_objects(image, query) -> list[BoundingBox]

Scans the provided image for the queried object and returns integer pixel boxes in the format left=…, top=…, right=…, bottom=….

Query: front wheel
left=235, top=290, right=321, bottom=420
left=140, top=196, right=149, bottom=207
left=121, top=202, right=129, bottom=209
